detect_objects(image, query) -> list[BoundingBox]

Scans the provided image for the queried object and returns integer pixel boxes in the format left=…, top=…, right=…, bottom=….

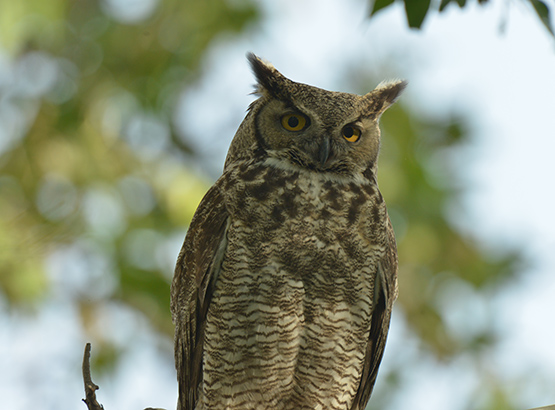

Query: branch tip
left=82, top=343, right=104, bottom=410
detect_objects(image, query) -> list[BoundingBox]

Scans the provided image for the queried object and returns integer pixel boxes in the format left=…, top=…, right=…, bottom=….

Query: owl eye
left=342, top=125, right=361, bottom=143
left=281, top=113, right=308, bottom=132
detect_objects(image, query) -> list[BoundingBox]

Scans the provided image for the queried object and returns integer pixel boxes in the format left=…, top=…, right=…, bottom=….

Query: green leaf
left=439, top=0, right=451, bottom=12
left=439, top=0, right=466, bottom=12
left=530, top=0, right=554, bottom=36
left=370, top=0, right=395, bottom=17
left=404, top=0, right=431, bottom=28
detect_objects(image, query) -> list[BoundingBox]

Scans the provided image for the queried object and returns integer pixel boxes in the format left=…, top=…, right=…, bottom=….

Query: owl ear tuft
left=363, top=80, right=407, bottom=117
left=247, top=53, right=290, bottom=99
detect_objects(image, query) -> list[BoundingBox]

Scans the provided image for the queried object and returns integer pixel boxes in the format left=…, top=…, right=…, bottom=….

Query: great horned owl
left=171, top=53, right=405, bottom=410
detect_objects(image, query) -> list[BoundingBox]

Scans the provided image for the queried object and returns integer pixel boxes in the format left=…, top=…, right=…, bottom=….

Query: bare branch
left=82, top=343, right=104, bottom=410
left=81, top=343, right=166, bottom=410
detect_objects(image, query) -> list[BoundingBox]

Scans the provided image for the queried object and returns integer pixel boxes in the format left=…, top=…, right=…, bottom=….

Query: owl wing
left=350, top=217, right=399, bottom=410
left=171, top=179, right=229, bottom=410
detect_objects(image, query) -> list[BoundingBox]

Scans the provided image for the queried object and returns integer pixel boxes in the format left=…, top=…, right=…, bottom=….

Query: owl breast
left=201, top=160, right=389, bottom=410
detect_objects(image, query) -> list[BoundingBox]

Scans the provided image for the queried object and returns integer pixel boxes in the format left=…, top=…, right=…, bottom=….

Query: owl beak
left=318, top=136, right=331, bottom=167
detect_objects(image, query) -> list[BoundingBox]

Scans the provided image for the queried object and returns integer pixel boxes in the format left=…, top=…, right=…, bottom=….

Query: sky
left=2, top=0, right=555, bottom=409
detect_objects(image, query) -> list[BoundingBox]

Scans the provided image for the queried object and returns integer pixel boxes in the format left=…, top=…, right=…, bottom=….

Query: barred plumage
left=171, top=54, right=405, bottom=410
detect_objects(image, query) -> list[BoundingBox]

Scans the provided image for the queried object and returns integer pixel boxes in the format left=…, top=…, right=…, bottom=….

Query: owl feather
left=171, top=53, right=404, bottom=410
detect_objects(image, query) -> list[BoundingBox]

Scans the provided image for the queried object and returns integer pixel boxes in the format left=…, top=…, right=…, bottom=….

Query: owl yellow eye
left=281, top=113, right=308, bottom=132
left=342, top=126, right=361, bottom=143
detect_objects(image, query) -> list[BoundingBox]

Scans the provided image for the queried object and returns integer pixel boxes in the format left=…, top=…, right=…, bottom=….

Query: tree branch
left=82, top=343, right=104, bottom=410
left=81, top=343, right=166, bottom=410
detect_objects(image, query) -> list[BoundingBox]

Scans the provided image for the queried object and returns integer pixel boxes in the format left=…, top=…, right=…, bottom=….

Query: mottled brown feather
left=171, top=181, right=229, bottom=410
left=350, top=217, right=398, bottom=410
left=172, top=53, right=404, bottom=410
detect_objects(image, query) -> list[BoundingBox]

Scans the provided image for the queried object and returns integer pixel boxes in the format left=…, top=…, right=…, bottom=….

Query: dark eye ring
left=281, top=113, right=308, bottom=132
left=342, top=125, right=361, bottom=142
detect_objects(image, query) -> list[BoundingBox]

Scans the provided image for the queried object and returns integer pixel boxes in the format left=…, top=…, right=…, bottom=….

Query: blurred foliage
left=370, top=0, right=554, bottom=35
left=0, top=0, right=526, bottom=408
left=379, top=105, right=521, bottom=358
left=368, top=104, right=523, bottom=410
left=0, top=0, right=258, bottom=367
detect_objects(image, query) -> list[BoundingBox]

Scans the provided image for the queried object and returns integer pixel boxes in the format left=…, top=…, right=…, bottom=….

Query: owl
left=171, top=53, right=405, bottom=410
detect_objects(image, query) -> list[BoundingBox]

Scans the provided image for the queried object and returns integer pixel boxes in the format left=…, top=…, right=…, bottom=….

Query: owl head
left=225, top=53, right=406, bottom=180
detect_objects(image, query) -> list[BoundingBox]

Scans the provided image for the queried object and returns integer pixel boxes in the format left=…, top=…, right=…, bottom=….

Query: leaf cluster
left=370, top=0, right=554, bottom=35
left=0, top=0, right=258, bottom=367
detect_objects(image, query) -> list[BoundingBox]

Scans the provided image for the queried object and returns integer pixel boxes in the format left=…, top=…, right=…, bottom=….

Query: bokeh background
left=1, top=0, right=555, bottom=409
